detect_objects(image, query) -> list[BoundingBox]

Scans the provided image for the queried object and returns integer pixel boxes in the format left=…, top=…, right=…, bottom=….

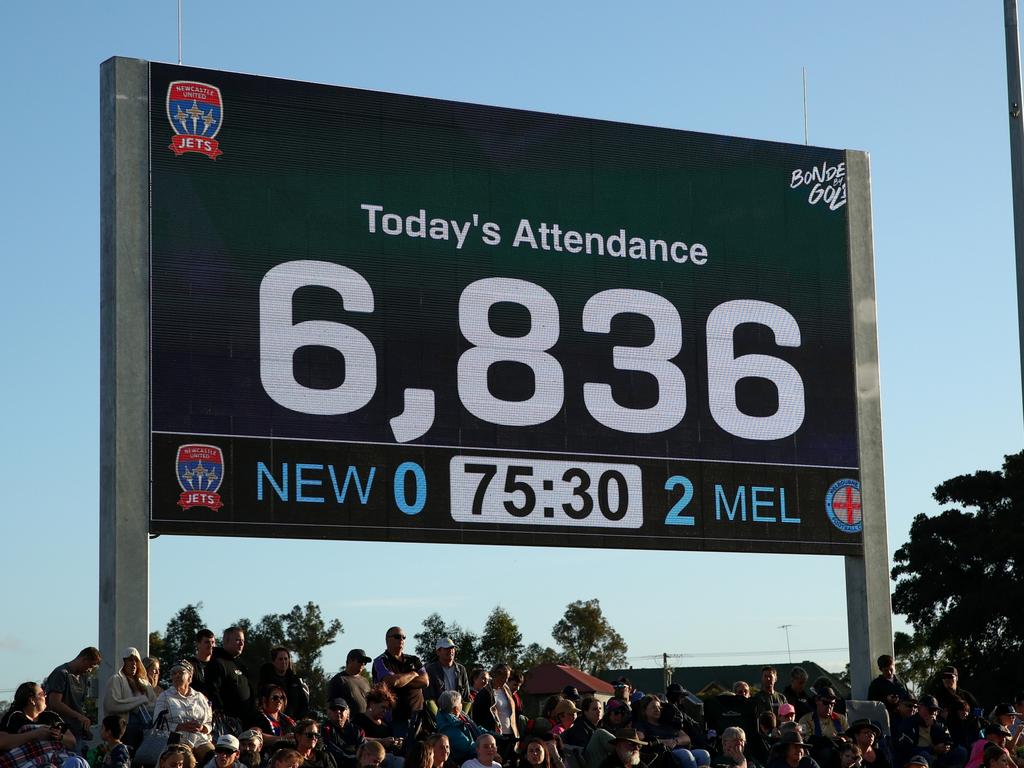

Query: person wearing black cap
left=766, top=731, right=819, bottom=768
left=964, top=724, right=1012, bottom=768
left=847, top=719, right=890, bottom=768
left=892, top=695, right=961, bottom=768
left=322, top=698, right=364, bottom=768
left=328, top=650, right=374, bottom=717
left=929, top=668, right=980, bottom=746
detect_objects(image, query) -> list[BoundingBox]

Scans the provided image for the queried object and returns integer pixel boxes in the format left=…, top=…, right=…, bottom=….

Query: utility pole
left=778, top=625, right=794, bottom=663
left=663, top=652, right=673, bottom=690
left=1004, top=0, right=1024, bottom=414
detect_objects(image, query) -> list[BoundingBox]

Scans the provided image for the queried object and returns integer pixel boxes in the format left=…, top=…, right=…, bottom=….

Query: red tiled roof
left=522, top=664, right=616, bottom=695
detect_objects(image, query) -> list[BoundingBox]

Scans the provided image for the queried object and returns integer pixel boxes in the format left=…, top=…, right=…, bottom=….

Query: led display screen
left=149, top=62, right=863, bottom=554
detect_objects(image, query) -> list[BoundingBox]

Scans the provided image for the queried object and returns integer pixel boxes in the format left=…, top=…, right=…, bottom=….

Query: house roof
left=522, top=663, right=616, bottom=695
left=601, top=661, right=850, bottom=699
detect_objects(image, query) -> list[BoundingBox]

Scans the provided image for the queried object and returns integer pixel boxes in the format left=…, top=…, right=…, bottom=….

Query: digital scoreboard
left=148, top=62, right=866, bottom=555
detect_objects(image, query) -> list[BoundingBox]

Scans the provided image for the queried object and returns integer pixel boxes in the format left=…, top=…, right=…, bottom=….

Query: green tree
left=891, top=451, right=1024, bottom=704
left=519, top=642, right=565, bottom=671
left=415, top=614, right=482, bottom=670
left=893, top=631, right=952, bottom=696
left=551, top=598, right=627, bottom=675
left=479, top=606, right=523, bottom=668
left=158, top=603, right=206, bottom=672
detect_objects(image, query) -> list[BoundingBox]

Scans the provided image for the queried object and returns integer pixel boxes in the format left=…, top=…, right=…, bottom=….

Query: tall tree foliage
left=157, top=603, right=207, bottom=673
left=891, top=451, right=1024, bottom=703
left=551, top=598, right=627, bottom=674
left=479, top=606, right=523, bottom=668
left=519, top=642, right=566, bottom=670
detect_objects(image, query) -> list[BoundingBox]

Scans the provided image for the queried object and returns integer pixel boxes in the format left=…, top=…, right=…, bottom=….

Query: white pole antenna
left=177, top=0, right=183, bottom=65
left=802, top=67, right=809, bottom=145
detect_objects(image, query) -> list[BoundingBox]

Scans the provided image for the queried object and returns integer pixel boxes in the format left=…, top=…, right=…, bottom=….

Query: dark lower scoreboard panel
left=152, top=433, right=863, bottom=555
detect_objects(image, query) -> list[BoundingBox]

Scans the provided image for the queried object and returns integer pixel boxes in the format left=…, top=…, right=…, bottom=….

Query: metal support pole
left=1004, top=0, right=1024, bottom=416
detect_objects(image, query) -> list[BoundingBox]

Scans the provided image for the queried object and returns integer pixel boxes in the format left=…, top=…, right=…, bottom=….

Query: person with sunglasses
left=249, top=685, right=296, bottom=748
left=294, top=719, right=337, bottom=768
left=372, top=627, right=427, bottom=739
left=208, top=735, right=242, bottom=768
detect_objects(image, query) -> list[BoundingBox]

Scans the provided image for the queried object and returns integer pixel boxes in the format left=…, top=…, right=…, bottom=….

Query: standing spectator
left=259, top=648, right=311, bottom=720
left=207, top=627, right=254, bottom=722
left=471, top=665, right=519, bottom=739
left=735, top=684, right=752, bottom=699
left=754, top=668, right=787, bottom=720
left=329, top=650, right=374, bottom=717
left=783, top=670, right=813, bottom=723
left=153, top=660, right=214, bottom=762
left=190, top=630, right=217, bottom=701
left=468, top=671, right=490, bottom=704
left=372, top=628, right=427, bottom=738
left=868, top=656, right=910, bottom=719
left=45, top=646, right=102, bottom=748
left=100, top=647, right=156, bottom=747
left=425, top=638, right=470, bottom=705
left=930, top=668, right=980, bottom=745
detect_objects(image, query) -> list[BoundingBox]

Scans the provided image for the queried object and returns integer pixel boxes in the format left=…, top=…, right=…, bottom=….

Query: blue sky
left=2, top=1, right=1021, bottom=697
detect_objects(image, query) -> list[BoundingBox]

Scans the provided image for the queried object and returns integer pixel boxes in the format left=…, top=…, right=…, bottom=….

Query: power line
left=626, top=647, right=848, bottom=662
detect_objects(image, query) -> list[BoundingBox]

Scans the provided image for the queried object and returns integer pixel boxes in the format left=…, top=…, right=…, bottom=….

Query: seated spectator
left=811, top=680, right=845, bottom=717
left=322, top=698, right=363, bottom=768
left=358, top=743, right=387, bottom=768
left=552, top=701, right=580, bottom=737
left=249, top=685, right=297, bottom=747
left=238, top=730, right=264, bottom=768
left=892, top=695, right=962, bottom=768
left=96, top=715, right=132, bottom=768
left=599, top=728, right=653, bottom=768
left=965, top=725, right=1011, bottom=768
left=564, top=697, right=603, bottom=749
left=101, top=647, right=157, bottom=747
left=521, top=738, right=555, bottom=768
left=354, top=687, right=403, bottom=757
left=798, top=688, right=848, bottom=767
left=272, top=749, right=307, bottom=768
left=294, top=719, right=337, bottom=768
left=980, top=745, right=1011, bottom=768
left=436, top=691, right=487, bottom=765
left=778, top=707, right=796, bottom=727
left=202, top=735, right=241, bottom=768
left=766, top=731, right=820, bottom=768
left=891, top=698, right=918, bottom=734
left=405, top=742, right=434, bottom=768
left=847, top=720, right=889, bottom=768
left=463, top=734, right=501, bottom=768
left=838, top=744, right=863, bottom=768
left=159, top=745, right=198, bottom=768
left=986, top=706, right=1022, bottom=756
left=259, top=649, right=311, bottom=721
left=424, top=734, right=452, bottom=768
left=601, top=701, right=633, bottom=733
left=153, top=660, right=215, bottom=761
left=633, top=695, right=710, bottom=768
left=735, top=685, right=753, bottom=700
left=145, top=657, right=166, bottom=695
left=0, top=680, right=78, bottom=765
left=747, top=713, right=777, bottom=765
left=713, top=726, right=763, bottom=768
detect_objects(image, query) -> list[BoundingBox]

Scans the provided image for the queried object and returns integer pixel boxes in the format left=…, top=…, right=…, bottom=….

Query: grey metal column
left=844, top=151, right=894, bottom=699
left=99, top=57, right=151, bottom=689
left=1004, top=0, right=1024, bottom=416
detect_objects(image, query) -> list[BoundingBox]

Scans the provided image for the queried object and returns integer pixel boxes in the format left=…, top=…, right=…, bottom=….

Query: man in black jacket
left=424, top=637, right=470, bottom=705
left=207, top=626, right=254, bottom=721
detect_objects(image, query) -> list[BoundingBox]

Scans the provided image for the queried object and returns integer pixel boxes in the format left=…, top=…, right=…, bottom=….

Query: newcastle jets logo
left=825, top=478, right=862, bottom=534
left=176, top=444, right=225, bottom=511
left=167, top=81, right=224, bottom=159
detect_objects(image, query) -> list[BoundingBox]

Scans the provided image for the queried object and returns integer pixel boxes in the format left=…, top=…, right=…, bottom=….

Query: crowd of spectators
left=2, top=634, right=1022, bottom=768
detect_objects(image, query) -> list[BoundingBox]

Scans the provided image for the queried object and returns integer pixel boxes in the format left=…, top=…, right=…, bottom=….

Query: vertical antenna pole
left=178, top=0, right=183, bottom=65
left=1004, top=0, right=1024, bottom=418
left=802, top=67, right=809, bottom=145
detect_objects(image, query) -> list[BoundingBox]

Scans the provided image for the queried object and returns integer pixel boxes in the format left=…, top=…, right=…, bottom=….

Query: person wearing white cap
left=214, top=734, right=242, bottom=768
left=425, top=637, right=470, bottom=705
left=100, top=647, right=157, bottom=746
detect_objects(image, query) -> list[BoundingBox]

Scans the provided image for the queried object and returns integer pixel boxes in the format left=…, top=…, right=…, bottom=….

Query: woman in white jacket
left=101, top=647, right=157, bottom=746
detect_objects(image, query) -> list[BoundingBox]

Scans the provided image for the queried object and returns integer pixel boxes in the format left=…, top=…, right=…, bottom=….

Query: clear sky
left=2, top=1, right=1022, bottom=698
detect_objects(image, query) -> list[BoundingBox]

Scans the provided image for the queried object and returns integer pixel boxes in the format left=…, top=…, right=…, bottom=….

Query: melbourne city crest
left=825, top=478, right=862, bottom=534
left=176, top=444, right=225, bottom=511
left=167, top=81, right=224, bottom=159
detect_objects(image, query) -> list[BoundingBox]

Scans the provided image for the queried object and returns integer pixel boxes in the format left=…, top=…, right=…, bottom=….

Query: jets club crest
left=167, top=81, right=224, bottom=159
left=176, top=444, right=225, bottom=511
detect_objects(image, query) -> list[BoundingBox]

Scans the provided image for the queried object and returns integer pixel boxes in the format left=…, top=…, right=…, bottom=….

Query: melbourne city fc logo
left=825, top=478, right=862, bottom=534
left=176, top=444, right=225, bottom=511
left=167, top=81, right=224, bottom=159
